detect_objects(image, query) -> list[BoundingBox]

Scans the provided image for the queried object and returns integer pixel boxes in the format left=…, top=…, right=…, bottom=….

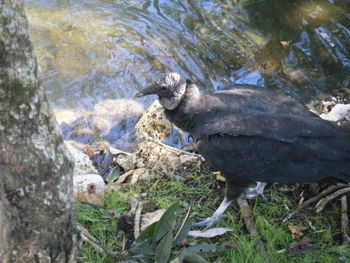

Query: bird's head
left=134, top=72, right=187, bottom=110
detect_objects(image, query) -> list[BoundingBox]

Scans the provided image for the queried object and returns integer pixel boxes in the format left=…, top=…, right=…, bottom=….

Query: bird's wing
left=212, top=87, right=317, bottom=117
left=192, top=112, right=337, bottom=142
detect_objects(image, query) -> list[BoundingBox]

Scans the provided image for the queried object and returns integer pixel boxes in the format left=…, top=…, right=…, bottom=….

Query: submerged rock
left=320, top=104, right=350, bottom=125
left=55, top=99, right=144, bottom=151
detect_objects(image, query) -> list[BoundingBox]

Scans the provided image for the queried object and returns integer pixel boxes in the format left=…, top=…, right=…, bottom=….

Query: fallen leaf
left=115, top=170, right=134, bottom=184
left=289, top=239, right=319, bottom=256
left=213, top=171, right=225, bottom=182
left=141, top=209, right=166, bottom=232
left=221, top=240, right=238, bottom=249
left=0, top=124, right=4, bottom=131
left=276, top=249, right=287, bottom=254
left=281, top=40, right=291, bottom=48
left=188, top=227, right=232, bottom=238
left=288, top=225, right=307, bottom=239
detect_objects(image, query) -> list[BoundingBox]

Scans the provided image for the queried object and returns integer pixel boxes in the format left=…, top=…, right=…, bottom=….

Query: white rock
left=73, top=174, right=105, bottom=206
left=320, top=104, right=350, bottom=124
left=65, top=141, right=105, bottom=205
left=65, top=141, right=98, bottom=175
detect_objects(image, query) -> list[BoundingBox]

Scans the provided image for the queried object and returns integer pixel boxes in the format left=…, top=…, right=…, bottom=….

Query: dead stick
left=77, top=223, right=117, bottom=259
left=315, top=187, right=350, bottom=213
left=237, top=198, right=264, bottom=251
left=341, top=195, right=350, bottom=245
left=134, top=202, right=143, bottom=239
left=283, top=184, right=347, bottom=222
left=141, top=133, right=205, bottom=160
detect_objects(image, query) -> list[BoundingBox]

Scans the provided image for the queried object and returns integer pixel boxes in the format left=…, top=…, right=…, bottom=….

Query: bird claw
left=192, top=215, right=222, bottom=229
left=239, top=187, right=268, bottom=202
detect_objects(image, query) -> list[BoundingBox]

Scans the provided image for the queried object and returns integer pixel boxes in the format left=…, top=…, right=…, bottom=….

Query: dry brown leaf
left=221, top=240, right=238, bottom=249
left=288, top=225, right=307, bottom=239
left=281, top=40, right=291, bottom=48
left=141, top=209, right=166, bottom=232
left=289, top=239, right=319, bottom=256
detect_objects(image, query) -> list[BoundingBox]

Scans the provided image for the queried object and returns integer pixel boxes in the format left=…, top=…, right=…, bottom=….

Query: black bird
left=135, top=73, right=350, bottom=228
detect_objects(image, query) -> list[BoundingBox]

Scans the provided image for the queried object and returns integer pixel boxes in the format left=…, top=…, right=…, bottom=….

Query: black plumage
left=135, top=73, right=350, bottom=223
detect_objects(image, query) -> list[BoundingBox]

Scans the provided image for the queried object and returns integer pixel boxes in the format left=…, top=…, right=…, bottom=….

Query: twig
left=174, top=205, right=191, bottom=241
left=134, top=201, right=143, bottom=239
left=283, top=184, right=347, bottom=222
left=315, top=187, right=350, bottom=213
left=237, top=198, right=265, bottom=251
left=141, top=133, right=205, bottom=160
left=77, top=223, right=117, bottom=259
left=341, top=195, right=350, bottom=245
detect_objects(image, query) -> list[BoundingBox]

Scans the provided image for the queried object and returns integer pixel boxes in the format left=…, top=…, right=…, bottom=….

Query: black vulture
left=135, top=72, right=350, bottom=228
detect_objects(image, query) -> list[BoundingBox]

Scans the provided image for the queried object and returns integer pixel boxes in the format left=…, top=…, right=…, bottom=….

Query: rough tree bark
left=0, top=0, right=79, bottom=262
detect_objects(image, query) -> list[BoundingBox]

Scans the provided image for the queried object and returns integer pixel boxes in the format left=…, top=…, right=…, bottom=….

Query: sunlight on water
left=24, top=0, right=350, bottom=149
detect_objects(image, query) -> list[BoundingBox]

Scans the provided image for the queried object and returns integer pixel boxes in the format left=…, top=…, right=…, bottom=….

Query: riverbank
left=62, top=96, right=350, bottom=263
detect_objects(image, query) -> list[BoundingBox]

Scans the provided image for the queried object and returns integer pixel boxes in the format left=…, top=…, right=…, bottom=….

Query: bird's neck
left=164, top=84, right=202, bottom=133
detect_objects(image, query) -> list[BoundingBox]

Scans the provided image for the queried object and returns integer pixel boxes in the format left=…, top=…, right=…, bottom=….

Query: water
left=24, top=0, right=350, bottom=150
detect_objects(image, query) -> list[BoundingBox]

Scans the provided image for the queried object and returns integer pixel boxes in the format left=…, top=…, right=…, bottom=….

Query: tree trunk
left=0, top=0, right=79, bottom=262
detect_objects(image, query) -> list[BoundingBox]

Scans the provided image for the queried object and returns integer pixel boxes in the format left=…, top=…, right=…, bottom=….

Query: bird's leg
left=192, top=197, right=232, bottom=229
left=239, top=182, right=268, bottom=202
left=192, top=178, right=251, bottom=229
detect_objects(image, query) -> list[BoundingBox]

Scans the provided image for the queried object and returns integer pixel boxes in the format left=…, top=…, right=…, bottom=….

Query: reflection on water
left=24, top=0, right=350, bottom=149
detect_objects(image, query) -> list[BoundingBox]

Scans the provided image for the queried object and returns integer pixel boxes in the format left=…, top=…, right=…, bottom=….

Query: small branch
left=341, top=195, right=350, bottom=245
left=141, top=133, right=205, bottom=160
left=77, top=223, right=117, bottom=259
left=315, top=187, right=350, bottom=213
left=283, top=184, right=347, bottom=222
left=134, top=202, right=143, bottom=239
left=237, top=198, right=264, bottom=251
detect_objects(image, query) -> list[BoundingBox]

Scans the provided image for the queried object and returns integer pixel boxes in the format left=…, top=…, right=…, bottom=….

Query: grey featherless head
left=134, top=72, right=187, bottom=110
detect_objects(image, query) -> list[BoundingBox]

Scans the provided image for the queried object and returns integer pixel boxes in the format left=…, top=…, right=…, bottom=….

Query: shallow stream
left=25, top=0, right=350, bottom=150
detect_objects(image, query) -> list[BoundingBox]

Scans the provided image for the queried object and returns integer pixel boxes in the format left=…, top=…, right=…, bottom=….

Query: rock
left=180, top=154, right=202, bottom=168
left=320, top=104, right=350, bottom=125
left=65, top=141, right=98, bottom=175
left=135, top=100, right=172, bottom=141
left=141, top=209, right=166, bottom=231
left=91, top=99, right=144, bottom=137
left=54, top=109, right=83, bottom=126
left=116, top=153, right=137, bottom=172
left=131, top=168, right=154, bottom=184
left=73, top=174, right=105, bottom=206
left=65, top=141, right=106, bottom=205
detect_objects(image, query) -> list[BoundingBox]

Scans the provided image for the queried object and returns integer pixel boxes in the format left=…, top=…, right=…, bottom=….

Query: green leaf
left=183, top=253, right=209, bottom=263
left=137, top=221, right=158, bottom=242
left=174, top=205, right=192, bottom=246
left=153, top=202, right=180, bottom=242
left=105, top=166, right=121, bottom=183
left=129, top=222, right=158, bottom=255
left=184, top=244, right=221, bottom=255
left=155, top=230, right=173, bottom=263
left=174, top=220, right=192, bottom=246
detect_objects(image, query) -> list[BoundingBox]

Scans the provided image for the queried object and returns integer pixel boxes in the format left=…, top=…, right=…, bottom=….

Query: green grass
left=76, top=191, right=130, bottom=263
left=77, top=169, right=350, bottom=262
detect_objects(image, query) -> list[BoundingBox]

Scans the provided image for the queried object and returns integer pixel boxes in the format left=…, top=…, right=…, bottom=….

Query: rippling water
left=24, top=0, right=350, bottom=149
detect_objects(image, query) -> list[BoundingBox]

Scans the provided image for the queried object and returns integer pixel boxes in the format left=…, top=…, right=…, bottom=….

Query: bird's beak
left=134, top=85, right=157, bottom=98
left=134, top=91, right=146, bottom=98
